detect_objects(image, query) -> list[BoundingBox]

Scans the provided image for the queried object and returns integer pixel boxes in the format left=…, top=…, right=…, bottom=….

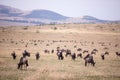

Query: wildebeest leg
left=14, top=55, right=16, bottom=59
left=85, top=61, right=87, bottom=66
left=102, top=55, right=104, bottom=60
left=92, top=62, right=95, bottom=66
left=91, top=60, right=95, bottom=66
left=65, top=54, right=67, bottom=57
left=60, top=55, right=62, bottom=60
left=25, top=60, right=29, bottom=70
left=20, top=64, right=23, bottom=70
left=101, top=55, right=105, bottom=60
left=58, top=56, right=60, bottom=60
left=25, top=64, right=27, bottom=70
left=61, top=56, right=64, bottom=60
left=17, top=63, right=22, bottom=70
left=17, top=63, right=20, bottom=69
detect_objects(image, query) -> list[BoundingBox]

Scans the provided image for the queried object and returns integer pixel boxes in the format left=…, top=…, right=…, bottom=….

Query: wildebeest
left=101, top=51, right=109, bottom=60
left=91, top=49, right=98, bottom=55
left=57, top=51, right=64, bottom=60
left=61, top=49, right=66, bottom=53
left=84, top=54, right=95, bottom=66
left=57, top=47, right=60, bottom=52
left=71, top=53, right=76, bottom=60
left=65, top=49, right=71, bottom=57
left=77, top=48, right=82, bottom=51
left=77, top=53, right=82, bottom=58
left=83, top=50, right=89, bottom=54
left=44, top=49, right=50, bottom=54
left=104, top=51, right=109, bottom=55
left=35, top=52, right=40, bottom=60
left=11, top=51, right=17, bottom=60
left=22, top=50, right=30, bottom=57
left=17, top=57, right=29, bottom=70
left=116, top=52, right=120, bottom=57
left=18, top=50, right=30, bottom=70
left=93, top=49, right=98, bottom=52
left=51, top=49, right=54, bottom=53
left=101, top=53, right=105, bottom=60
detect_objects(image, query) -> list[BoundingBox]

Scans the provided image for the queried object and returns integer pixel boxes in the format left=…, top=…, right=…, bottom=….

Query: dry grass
left=0, top=23, right=120, bottom=80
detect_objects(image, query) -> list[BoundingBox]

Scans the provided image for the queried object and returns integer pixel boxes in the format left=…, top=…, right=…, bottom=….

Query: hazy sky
left=0, top=0, right=120, bottom=20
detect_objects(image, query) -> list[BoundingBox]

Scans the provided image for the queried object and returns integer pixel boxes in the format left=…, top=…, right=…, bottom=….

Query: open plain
left=0, top=23, right=120, bottom=80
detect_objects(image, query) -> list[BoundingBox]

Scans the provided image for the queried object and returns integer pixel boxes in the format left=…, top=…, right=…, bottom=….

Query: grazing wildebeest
left=61, top=49, right=66, bottom=53
left=101, top=53, right=105, bottom=60
left=101, top=52, right=109, bottom=60
left=11, top=51, right=17, bottom=60
left=35, top=52, right=40, bottom=60
left=57, top=51, right=64, bottom=60
left=104, top=51, right=109, bottom=55
left=51, top=49, right=54, bottom=53
left=22, top=50, right=30, bottom=57
left=91, top=51, right=96, bottom=55
left=91, top=49, right=98, bottom=55
left=93, top=49, right=98, bottom=52
left=71, top=53, right=76, bottom=60
left=17, top=57, right=29, bottom=70
left=84, top=54, right=95, bottom=66
left=77, top=48, right=82, bottom=51
left=65, top=49, right=71, bottom=57
left=57, top=47, right=60, bottom=51
left=18, top=50, right=30, bottom=70
left=44, top=49, right=50, bottom=54
left=77, top=53, right=82, bottom=58
left=83, top=50, right=89, bottom=54
left=116, top=52, right=120, bottom=57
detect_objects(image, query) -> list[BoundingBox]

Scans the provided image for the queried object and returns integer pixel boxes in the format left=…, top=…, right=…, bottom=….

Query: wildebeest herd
left=11, top=46, right=120, bottom=70
left=11, top=50, right=40, bottom=70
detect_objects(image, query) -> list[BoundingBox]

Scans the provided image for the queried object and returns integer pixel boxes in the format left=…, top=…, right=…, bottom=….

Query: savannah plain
left=0, top=23, right=120, bottom=80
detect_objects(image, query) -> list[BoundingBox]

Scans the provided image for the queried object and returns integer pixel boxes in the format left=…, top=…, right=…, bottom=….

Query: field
left=0, top=23, right=120, bottom=80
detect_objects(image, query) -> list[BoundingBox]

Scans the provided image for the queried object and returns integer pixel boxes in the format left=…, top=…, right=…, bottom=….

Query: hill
left=24, top=10, right=69, bottom=20
left=0, top=5, right=119, bottom=26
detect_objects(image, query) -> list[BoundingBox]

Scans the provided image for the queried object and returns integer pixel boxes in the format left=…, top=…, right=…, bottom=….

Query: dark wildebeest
left=61, top=49, right=66, bottom=53
left=57, top=47, right=60, bottom=52
left=65, top=49, right=71, bottom=57
left=84, top=54, right=95, bottom=66
left=51, top=49, right=54, bottom=54
left=71, top=53, right=76, bottom=60
left=22, top=50, right=30, bottom=57
left=77, top=53, right=82, bottom=58
left=77, top=48, right=82, bottom=51
left=104, top=51, right=109, bottom=55
left=44, top=49, right=50, bottom=54
left=35, top=52, right=40, bottom=60
left=93, top=49, right=98, bottom=52
left=91, top=49, right=98, bottom=55
left=101, top=51, right=109, bottom=60
left=11, top=51, right=17, bottom=60
left=101, top=53, right=105, bottom=60
left=116, top=52, right=120, bottom=57
left=57, top=51, right=64, bottom=60
left=83, top=50, right=89, bottom=54
left=17, top=57, right=29, bottom=70
left=17, top=50, right=30, bottom=70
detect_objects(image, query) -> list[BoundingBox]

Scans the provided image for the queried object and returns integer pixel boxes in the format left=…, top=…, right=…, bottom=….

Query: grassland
left=0, top=23, right=120, bottom=80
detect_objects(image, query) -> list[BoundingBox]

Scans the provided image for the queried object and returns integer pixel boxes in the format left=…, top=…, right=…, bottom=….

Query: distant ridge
left=0, top=5, right=118, bottom=26
left=82, top=16, right=98, bottom=20
left=0, top=5, right=23, bottom=16
left=24, top=10, right=69, bottom=20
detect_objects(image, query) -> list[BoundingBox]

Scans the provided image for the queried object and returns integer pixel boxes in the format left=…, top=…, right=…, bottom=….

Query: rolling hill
left=0, top=5, right=117, bottom=26
left=24, top=10, right=69, bottom=20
